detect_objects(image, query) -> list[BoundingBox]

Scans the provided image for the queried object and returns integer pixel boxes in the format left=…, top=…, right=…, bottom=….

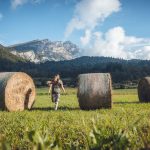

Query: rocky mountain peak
left=9, top=39, right=80, bottom=63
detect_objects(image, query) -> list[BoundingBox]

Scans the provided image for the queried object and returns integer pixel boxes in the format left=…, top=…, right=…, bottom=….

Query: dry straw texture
left=77, top=73, right=112, bottom=110
left=0, top=72, right=36, bottom=111
left=138, top=77, right=150, bottom=102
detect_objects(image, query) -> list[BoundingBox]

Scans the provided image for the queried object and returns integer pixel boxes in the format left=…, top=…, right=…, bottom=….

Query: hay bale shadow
left=31, top=106, right=80, bottom=111
left=114, top=101, right=140, bottom=104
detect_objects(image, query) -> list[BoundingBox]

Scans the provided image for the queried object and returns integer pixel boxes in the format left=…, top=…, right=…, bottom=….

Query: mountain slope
left=0, top=45, right=26, bottom=63
left=9, top=39, right=80, bottom=63
left=1, top=54, right=150, bottom=83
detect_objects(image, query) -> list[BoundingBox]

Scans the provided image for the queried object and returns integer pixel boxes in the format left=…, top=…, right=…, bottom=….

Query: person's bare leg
left=55, top=102, right=59, bottom=110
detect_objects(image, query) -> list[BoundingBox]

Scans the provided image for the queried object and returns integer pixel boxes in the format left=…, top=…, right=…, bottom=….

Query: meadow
left=0, top=88, right=150, bottom=150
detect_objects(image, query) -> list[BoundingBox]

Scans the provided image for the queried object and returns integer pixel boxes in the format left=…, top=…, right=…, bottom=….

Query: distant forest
left=1, top=54, right=150, bottom=85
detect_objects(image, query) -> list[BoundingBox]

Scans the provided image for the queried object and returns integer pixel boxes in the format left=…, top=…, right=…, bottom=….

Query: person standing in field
left=48, top=74, right=65, bottom=110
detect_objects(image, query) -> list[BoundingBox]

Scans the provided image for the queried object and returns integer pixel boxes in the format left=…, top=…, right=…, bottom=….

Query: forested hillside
left=0, top=46, right=26, bottom=63
left=1, top=47, right=150, bottom=84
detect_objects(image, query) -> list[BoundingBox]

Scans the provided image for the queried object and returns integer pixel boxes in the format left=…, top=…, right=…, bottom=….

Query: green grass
left=0, top=88, right=150, bottom=149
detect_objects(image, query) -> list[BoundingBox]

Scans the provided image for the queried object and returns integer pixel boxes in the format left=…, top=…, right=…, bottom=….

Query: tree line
left=1, top=55, right=150, bottom=84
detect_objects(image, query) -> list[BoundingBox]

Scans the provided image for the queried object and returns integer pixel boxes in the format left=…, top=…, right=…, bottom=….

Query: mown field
left=0, top=88, right=150, bottom=150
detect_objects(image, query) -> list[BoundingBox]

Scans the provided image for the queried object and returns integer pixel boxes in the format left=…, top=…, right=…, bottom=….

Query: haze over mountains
left=9, top=39, right=80, bottom=63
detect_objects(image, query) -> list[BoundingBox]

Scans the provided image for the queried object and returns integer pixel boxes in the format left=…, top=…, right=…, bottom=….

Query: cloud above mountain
left=81, top=26, right=150, bottom=59
left=65, top=0, right=121, bottom=37
left=65, top=0, right=150, bottom=60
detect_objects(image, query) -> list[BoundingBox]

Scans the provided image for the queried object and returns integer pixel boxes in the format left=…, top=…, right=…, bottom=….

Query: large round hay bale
left=0, top=72, right=36, bottom=111
left=77, top=73, right=112, bottom=110
left=138, top=77, right=150, bottom=102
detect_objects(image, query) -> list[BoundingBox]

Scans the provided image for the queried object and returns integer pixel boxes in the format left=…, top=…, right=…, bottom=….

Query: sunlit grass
left=0, top=88, right=150, bottom=149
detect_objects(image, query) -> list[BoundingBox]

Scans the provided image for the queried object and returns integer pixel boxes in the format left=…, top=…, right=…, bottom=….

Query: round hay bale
left=77, top=73, right=112, bottom=110
left=0, top=72, right=36, bottom=111
left=138, top=77, right=150, bottom=102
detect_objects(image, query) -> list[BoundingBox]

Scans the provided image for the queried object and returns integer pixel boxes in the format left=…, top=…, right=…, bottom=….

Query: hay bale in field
left=0, top=72, right=36, bottom=111
left=138, top=77, right=150, bottom=102
left=77, top=73, right=112, bottom=110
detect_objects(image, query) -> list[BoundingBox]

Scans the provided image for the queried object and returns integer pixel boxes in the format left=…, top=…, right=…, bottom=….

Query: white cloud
left=134, top=46, right=150, bottom=60
left=80, top=30, right=91, bottom=46
left=0, top=13, right=3, bottom=21
left=81, top=26, right=150, bottom=60
left=11, top=0, right=27, bottom=9
left=65, top=0, right=150, bottom=60
left=65, top=0, right=121, bottom=37
left=11, top=0, right=44, bottom=9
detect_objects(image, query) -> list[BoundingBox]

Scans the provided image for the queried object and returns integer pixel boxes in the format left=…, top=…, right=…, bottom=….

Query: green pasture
left=0, top=88, right=150, bottom=150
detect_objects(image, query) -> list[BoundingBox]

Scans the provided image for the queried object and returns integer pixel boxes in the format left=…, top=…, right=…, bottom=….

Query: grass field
left=0, top=88, right=150, bottom=149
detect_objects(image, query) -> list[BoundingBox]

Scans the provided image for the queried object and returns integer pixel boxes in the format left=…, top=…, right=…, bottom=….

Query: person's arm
left=61, top=82, right=66, bottom=93
left=48, top=84, right=52, bottom=95
left=47, top=81, right=52, bottom=95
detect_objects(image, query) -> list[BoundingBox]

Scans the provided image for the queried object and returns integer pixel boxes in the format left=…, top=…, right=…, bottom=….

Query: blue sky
left=100, top=0, right=150, bottom=37
left=0, top=0, right=76, bottom=44
left=0, top=0, right=150, bottom=59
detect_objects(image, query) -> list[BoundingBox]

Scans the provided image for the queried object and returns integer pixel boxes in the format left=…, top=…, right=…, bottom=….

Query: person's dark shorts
left=52, top=94, right=60, bottom=103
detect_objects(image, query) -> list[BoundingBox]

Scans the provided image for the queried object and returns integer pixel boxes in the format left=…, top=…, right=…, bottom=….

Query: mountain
left=1, top=54, right=150, bottom=84
left=9, top=39, right=80, bottom=63
left=1, top=40, right=150, bottom=84
left=0, top=44, right=4, bottom=48
left=0, top=44, right=26, bottom=63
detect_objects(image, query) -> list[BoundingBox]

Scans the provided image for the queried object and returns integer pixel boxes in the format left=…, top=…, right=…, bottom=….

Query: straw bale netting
left=0, top=72, right=36, bottom=111
left=77, top=73, right=112, bottom=110
left=138, top=77, right=150, bottom=102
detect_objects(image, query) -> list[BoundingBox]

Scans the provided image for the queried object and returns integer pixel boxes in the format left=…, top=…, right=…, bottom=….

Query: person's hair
left=53, top=74, right=60, bottom=81
left=56, top=74, right=60, bottom=80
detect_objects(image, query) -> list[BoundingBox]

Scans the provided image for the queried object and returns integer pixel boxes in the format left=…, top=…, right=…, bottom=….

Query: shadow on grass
left=31, top=106, right=80, bottom=111
left=31, top=106, right=112, bottom=111
left=114, top=101, right=140, bottom=104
